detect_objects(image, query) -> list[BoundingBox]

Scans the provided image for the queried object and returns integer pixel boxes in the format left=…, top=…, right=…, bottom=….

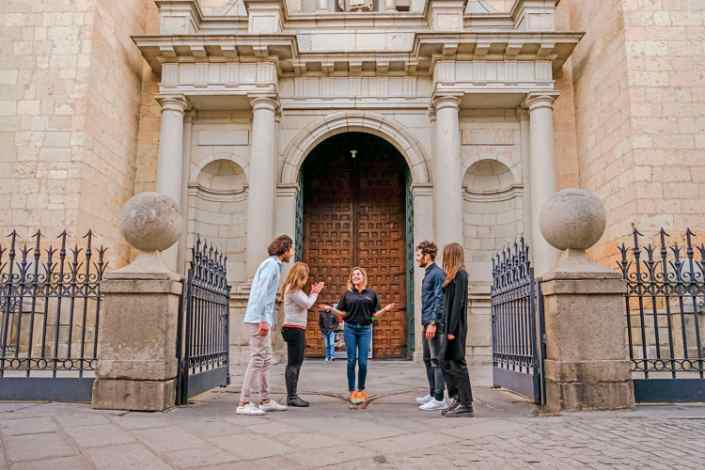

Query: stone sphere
left=119, top=192, right=182, bottom=252
left=539, top=188, right=606, bottom=251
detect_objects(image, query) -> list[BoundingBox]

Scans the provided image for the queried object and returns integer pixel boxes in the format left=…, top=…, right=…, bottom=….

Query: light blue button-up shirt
left=243, top=256, right=283, bottom=327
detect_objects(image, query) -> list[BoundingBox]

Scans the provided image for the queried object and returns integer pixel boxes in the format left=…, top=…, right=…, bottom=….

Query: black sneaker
left=444, top=405, right=474, bottom=417
left=287, top=396, right=310, bottom=407
left=441, top=398, right=459, bottom=416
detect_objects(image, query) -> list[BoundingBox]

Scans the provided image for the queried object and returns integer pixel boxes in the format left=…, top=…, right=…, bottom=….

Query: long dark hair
left=442, top=243, right=465, bottom=287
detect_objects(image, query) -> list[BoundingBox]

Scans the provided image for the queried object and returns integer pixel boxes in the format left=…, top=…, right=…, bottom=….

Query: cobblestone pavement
left=2, top=361, right=705, bottom=469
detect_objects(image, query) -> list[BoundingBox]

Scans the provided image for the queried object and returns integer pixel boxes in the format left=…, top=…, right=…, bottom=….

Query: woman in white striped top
left=281, top=262, right=325, bottom=407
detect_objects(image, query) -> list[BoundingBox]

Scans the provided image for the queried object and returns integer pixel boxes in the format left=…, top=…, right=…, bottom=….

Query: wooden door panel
left=358, top=153, right=406, bottom=358
left=302, top=134, right=407, bottom=358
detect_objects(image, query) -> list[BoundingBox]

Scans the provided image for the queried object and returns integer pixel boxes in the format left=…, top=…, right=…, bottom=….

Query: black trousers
left=440, top=336, right=473, bottom=407
left=281, top=327, right=305, bottom=398
left=422, top=324, right=446, bottom=401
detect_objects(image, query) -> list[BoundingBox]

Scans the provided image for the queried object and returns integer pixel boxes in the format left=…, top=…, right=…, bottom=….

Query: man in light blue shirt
left=237, top=234, right=294, bottom=416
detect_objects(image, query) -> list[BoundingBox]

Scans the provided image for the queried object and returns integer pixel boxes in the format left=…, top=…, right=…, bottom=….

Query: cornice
left=413, top=31, right=583, bottom=74
left=134, top=31, right=582, bottom=78
left=132, top=33, right=299, bottom=74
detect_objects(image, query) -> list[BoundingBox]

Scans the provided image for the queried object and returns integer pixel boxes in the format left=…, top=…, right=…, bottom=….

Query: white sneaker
left=236, top=402, right=265, bottom=416
left=419, top=398, right=448, bottom=411
left=260, top=399, right=288, bottom=412
left=415, top=394, right=432, bottom=405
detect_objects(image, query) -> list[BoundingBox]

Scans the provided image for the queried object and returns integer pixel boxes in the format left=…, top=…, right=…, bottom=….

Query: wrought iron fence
left=618, top=227, right=705, bottom=401
left=490, top=238, right=545, bottom=404
left=0, top=230, right=107, bottom=401
left=176, top=235, right=231, bottom=405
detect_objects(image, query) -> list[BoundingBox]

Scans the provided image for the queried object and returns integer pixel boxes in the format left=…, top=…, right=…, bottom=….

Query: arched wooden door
left=301, top=133, right=408, bottom=359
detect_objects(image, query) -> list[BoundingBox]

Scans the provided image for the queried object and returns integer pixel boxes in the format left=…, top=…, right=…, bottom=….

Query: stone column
left=246, top=96, right=278, bottom=277
left=156, top=95, right=189, bottom=272
left=412, top=184, right=434, bottom=361
left=432, top=95, right=464, bottom=250
left=518, top=108, right=532, bottom=245
left=92, top=193, right=183, bottom=411
left=539, top=189, right=634, bottom=412
left=527, top=93, right=559, bottom=275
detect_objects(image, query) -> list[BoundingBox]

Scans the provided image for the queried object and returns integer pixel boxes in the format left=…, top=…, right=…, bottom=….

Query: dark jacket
left=319, top=309, right=339, bottom=334
left=441, top=269, right=469, bottom=355
left=421, top=263, right=445, bottom=326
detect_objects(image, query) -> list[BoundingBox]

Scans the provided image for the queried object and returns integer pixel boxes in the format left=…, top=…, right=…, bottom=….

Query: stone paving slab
left=2, top=362, right=705, bottom=469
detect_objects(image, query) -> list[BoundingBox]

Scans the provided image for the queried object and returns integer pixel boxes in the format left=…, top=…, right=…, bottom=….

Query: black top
left=337, top=288, right=380, bottom=326
left=441, top=269, right=469, bottom=344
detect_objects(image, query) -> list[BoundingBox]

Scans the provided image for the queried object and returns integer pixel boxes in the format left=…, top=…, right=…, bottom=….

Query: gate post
left=538, top=189, right=634, bottom=412
left=91, top=193, right=183, bottom=411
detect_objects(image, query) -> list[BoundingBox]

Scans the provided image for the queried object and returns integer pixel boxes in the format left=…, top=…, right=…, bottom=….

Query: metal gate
left=490, top=239, right=545, bottom=404
left=0, top=230, right=107, bottom=401
left=176, top=236, right=231, bottom=405
left=618, top=227, right=705, bottom=402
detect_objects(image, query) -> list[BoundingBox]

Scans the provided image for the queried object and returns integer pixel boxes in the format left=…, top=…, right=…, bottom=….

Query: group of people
left=236, top=234, right=474, bottom=418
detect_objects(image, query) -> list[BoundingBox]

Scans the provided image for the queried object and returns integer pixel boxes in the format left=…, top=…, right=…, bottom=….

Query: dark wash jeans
left=422, top=324, right=446, bottom=401
left=343, top=323, right=371, bottom=392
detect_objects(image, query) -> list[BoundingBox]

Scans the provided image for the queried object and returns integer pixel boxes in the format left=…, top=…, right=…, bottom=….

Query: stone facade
left=2, top=0, right=703, bottom=365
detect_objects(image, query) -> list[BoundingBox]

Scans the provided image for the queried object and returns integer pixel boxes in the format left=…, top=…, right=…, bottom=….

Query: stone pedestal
left=541, top=272, right=634, bottom=412
left=91, top=271, right=182, bottom=411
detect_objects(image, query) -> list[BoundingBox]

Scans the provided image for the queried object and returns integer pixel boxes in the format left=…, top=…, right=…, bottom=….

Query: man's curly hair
left=416, top=240, right=438, bottom=261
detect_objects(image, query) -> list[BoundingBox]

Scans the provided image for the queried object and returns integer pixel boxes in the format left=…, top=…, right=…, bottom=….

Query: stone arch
left=187, top=158, right=248, bottom=283
left=463, top=159, right=518, bottom=194
left=280, top=112, right=431, bottom=185
left=195, top=159, right=247, bottom=193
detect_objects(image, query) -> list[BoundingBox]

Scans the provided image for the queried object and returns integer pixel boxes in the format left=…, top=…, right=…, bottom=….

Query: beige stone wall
left=621, top=0, right=705, bottom=239
left=0, top=0, right=155, bottom=267
left=556, top=0, right=637, bottom=265
left=557, top=0, right=705, bottom=265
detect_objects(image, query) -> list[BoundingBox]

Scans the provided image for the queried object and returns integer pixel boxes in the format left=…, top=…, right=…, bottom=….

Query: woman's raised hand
left=311, top=282, right=325, bottom=295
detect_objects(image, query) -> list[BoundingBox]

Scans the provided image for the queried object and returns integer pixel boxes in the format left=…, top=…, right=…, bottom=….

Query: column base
left=544, top=359, right=634, bottom=412
left=91, top=378, right=176, bottom=412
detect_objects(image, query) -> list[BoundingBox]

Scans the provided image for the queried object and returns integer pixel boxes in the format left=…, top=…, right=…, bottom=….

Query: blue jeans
left=343, top=324, right=371, bottom=392
left=323, top=331, right=336, bottom=360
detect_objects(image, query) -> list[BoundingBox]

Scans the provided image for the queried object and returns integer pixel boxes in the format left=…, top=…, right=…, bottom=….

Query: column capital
left=156, top=95, right=190, bottom=113
left=249, top=94, right=280, bottom=113
left=432, top=94, right=462, bottom=112
left=524, top=92, right=559, bottom=112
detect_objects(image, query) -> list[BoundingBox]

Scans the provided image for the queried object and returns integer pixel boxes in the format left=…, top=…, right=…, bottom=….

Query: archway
left=299, top=132, right=413, bottom=359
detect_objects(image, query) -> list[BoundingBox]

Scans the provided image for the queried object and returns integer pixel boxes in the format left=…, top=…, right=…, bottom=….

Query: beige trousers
left=239, top=322, right=273, bottom=403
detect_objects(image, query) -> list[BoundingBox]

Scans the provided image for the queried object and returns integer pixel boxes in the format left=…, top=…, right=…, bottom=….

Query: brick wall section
left=558, top=0, right=705, bottom=265
left=0, top=0, right=155, bottom=266
left=557, top=0, right=637, bottom=265
left=0, top=1, right=96, bottom=242
left=621, top=0, right=705, bottom=241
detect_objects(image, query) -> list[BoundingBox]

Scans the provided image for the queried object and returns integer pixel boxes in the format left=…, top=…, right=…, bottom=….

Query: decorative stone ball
left=539, top=188, right=606, bottom=251
left=120, top=192, right=182, bottom=252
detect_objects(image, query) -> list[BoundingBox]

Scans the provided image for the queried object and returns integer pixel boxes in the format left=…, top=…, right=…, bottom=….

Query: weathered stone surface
left=119, top=192, right=183, bottom=253
left=541, top=272, right=634, bottom=412
left=95, top=278, right=181, bottom=381
left=91, top=379, right=177, bottom=412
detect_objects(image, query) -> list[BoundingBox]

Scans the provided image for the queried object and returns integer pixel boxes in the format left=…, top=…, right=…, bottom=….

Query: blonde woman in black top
left=319, top=267, right=394, bottom=404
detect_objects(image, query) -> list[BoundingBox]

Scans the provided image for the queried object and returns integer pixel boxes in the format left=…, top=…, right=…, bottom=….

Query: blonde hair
left=442, top=243, right=465, bottom=287
left=281, top=262, right=310, bottom=296
left=347, top=266, right=368, bottom=291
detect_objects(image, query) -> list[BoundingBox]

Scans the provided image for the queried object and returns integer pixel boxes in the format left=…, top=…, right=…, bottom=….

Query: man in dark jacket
left=319, top=307, right=339, bottom=361
left=415, top=241, right=448, bottom=411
